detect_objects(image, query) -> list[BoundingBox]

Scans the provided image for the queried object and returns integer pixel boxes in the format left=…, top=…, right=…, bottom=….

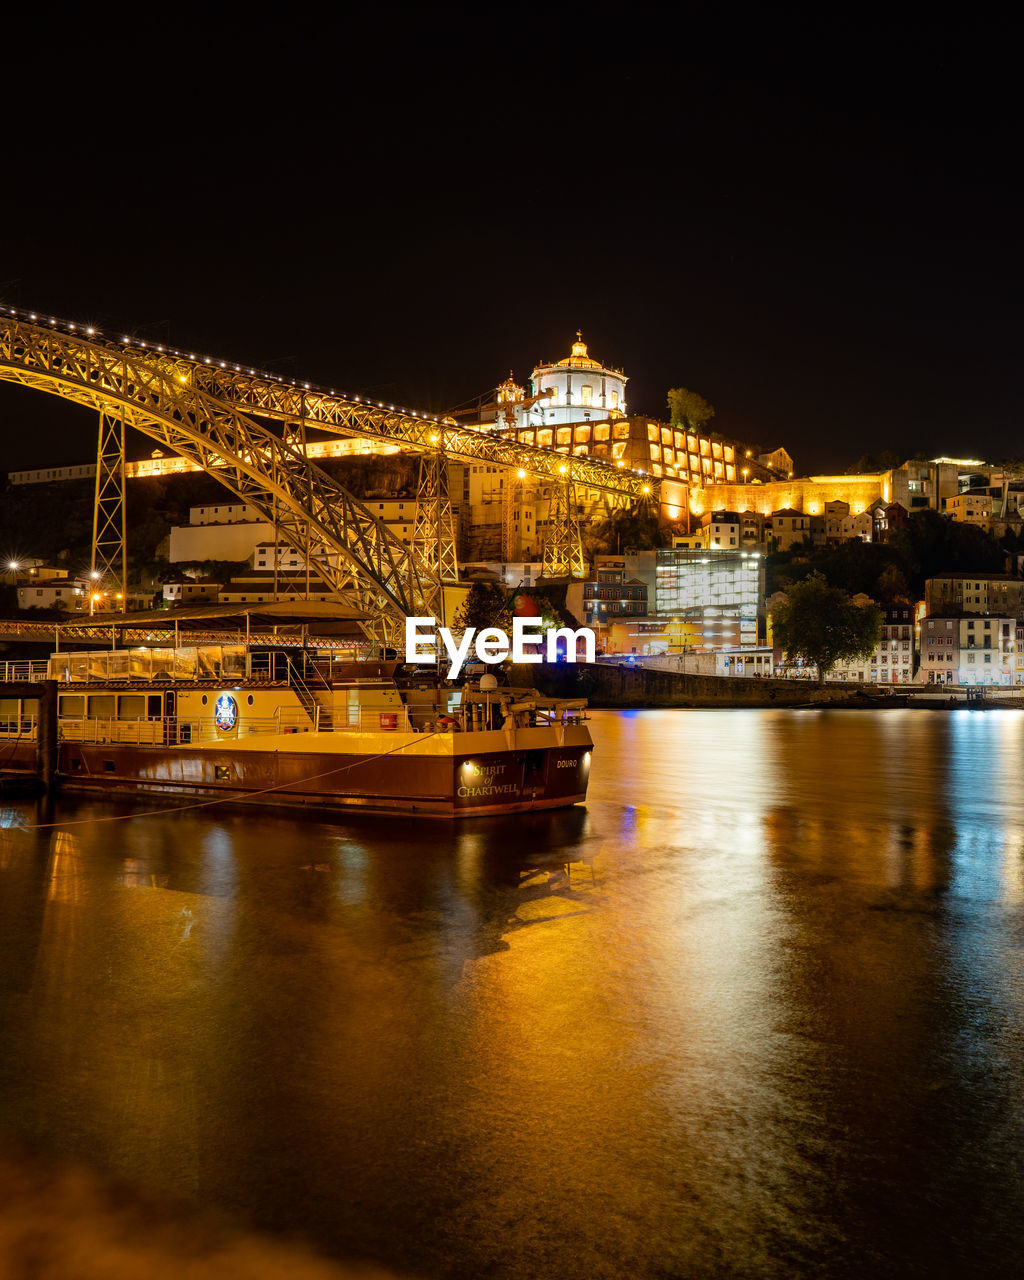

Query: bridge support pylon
left=90, top=408, right=127, bottom=615
left=412, top=445, right=459, bottom=624
left=542, top=468, right=586, bottom=579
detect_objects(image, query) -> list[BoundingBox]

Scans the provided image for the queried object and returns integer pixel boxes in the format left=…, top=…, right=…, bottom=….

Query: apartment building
left=567, top=562, right=648, bottom=630
left=924, top=575, right=1024, bottom=618
left=921, top=615, right=1015, bottom=685
left=831, top=604, right=915, bottom=683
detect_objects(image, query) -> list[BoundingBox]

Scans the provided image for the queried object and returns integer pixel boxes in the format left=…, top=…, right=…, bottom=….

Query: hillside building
left=654, top=548, right=764, bottom=651
left=924, top=575, right=1024, bottom=618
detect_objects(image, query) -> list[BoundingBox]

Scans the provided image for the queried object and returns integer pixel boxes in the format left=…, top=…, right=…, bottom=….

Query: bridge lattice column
left=412, top=446, right=459, bottom=624
left=542, top=468, right=587, bottom=579
left=90, top=408, right=127, bottom=615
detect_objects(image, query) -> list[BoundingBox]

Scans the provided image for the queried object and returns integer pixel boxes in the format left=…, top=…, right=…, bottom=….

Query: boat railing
left=53, top=706, right=426, bottom=746
left=249, top=651, right=274, bottom=680
left=0, top=713, right=38, bottom=737
left=52, top=698, right=574, bottom=746
left=0, top=660, right=50, bottom=683
left=58, top=716, right=168, bottom=745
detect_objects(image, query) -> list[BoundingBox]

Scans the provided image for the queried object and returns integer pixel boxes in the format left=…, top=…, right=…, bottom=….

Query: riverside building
left=654, top=548, right=764, bottom=652
left=831, top=604, right=916, bottom=684
left=921, top=615, right=1016, bottom=685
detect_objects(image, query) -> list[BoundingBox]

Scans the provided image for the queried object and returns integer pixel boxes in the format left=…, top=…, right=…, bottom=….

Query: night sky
left=1, top=9, right=1019, bottom=475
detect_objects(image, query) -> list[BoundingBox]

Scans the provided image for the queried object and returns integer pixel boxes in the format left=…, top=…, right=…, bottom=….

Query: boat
left=0, top=643, right=593, bottom=817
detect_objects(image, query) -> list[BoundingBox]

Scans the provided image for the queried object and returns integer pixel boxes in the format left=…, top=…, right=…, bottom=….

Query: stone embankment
left=511, top=662, right=883, bottom=709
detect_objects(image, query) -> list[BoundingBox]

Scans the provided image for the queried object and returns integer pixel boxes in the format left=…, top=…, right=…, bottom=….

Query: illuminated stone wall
left=500, top=415, right=744, bottom=488
left=687, top=473, right=888, bottom=519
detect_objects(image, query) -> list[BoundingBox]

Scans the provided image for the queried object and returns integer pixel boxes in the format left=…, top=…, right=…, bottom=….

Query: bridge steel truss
left=0, top=316, right=428, bottom=647
left=185, top=356, right=655, bottom=580
left=184, top=363, right=656, bottom=502
left=0, top=313, right=658, bottom=634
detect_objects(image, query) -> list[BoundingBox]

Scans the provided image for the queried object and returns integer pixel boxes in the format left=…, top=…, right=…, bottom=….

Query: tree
left=582, top=507, right=663, bottom=556
left=666, top=387, right=714, bottom=432
left=876, top=563, right=911, bottom=603
left=845, top=449, right=903, bottom=474
left=889, top=509, right=1007, bottom=591
left=772, top=573, right=882, bottom=685
left=451, top=582, right=512, bottom=635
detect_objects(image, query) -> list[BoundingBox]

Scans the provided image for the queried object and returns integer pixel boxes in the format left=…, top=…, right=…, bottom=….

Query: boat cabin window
left=148, top=694, right=163, bottom=717
left=88, top=695, right=116, bottom=717
left=118, top=695, right=147, bottom=719
left=59, top=695, right=86, bottom=717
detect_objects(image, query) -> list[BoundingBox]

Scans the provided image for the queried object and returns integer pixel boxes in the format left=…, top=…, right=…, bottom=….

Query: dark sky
left=1, top=9, right=1019, bottom=475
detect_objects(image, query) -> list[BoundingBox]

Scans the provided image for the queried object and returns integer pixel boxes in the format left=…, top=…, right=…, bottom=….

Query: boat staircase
left=286, top=657, right=334, bottom=730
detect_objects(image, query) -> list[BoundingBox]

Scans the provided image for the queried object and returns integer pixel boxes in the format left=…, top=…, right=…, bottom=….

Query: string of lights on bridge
left=2, top=304, right=445, bottom=424
left=3, top=304, right=655, bottom=491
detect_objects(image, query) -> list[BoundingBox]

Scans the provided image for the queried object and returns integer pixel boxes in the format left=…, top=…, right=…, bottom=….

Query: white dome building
left=526, top=333, right=627, bottom=427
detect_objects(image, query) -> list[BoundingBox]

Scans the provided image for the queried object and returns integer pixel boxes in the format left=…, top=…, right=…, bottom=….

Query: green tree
left=452, top=582, right=513, bottom=635
left=666, top=387, right=714, bottom=432
left=772, top=573, right=882, bottom=685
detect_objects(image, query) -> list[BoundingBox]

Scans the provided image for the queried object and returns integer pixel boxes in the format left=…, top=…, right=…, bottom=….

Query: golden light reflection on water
left=1, top=711, right=1024, bottom=1278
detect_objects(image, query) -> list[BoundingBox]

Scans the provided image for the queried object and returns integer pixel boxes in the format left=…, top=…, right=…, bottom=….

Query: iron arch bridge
left=0, top=310, right=656, bottom=640
left=0, top=313, right=428, bottom=645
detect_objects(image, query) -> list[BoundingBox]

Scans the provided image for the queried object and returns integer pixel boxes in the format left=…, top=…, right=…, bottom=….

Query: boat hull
left=51, top=731, right=592, bottom=817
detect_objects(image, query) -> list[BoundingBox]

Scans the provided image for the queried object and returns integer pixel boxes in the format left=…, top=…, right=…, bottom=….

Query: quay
left=523, top=660, right=1024, bottom=710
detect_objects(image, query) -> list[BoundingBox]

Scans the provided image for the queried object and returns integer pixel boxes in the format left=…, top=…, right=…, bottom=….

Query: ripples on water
left=1, top=709, right=1023, bottom=1278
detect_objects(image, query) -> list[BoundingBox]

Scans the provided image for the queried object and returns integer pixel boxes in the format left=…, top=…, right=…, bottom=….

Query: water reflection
left=0, top=710, right=1023, bottom=1277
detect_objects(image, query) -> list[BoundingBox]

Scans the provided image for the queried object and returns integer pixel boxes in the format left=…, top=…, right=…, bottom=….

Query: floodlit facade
left=161, top=577, right=221, bottom=605
left=16, top=577, right=86, bottom=611
left=654, top=548, right=763, bottom=651
left=766, top=509, right=814, bottom=552
left=920, top=616, right=960, bottom=684
left=483, top=336, right=757, bottom=489
left=567, top=563, right=648, bottom=630
left=945, top=493, right=994, bottom=525
left=528, top=334, right=629, bottom=425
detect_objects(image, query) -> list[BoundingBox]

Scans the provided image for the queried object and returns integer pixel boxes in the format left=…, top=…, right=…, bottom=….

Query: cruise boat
left=0, top=644, right=593, bottom=817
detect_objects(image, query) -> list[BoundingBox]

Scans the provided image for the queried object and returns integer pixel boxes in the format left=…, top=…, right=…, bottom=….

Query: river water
left=1, top=708, right=1023, bottom=1278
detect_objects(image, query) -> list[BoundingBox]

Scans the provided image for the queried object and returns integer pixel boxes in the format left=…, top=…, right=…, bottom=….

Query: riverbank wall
left=510, top=662, right=883, bottom=709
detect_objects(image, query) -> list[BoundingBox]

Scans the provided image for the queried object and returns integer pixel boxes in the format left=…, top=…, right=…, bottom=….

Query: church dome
left=554, top=333, right=604, bottom=370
